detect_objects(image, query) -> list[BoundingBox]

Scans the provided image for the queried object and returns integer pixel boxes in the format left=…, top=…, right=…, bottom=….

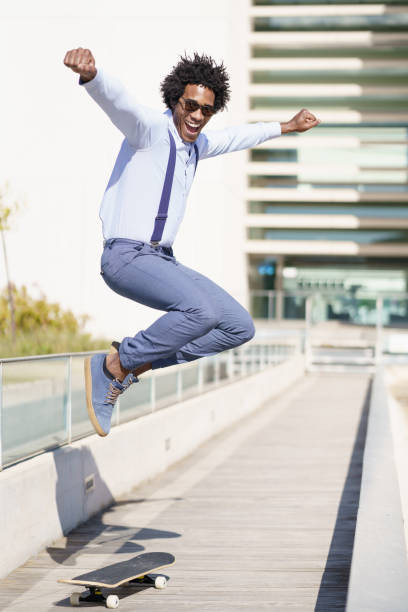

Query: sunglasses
left=178, top=97, right=216, bottom=117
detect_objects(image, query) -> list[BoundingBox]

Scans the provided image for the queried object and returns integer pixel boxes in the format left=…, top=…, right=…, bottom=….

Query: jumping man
left=63, top=47, right=321, bottom=437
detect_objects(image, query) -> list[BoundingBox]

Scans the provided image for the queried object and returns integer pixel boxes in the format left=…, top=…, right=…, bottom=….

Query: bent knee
left=241, top=316, right=255, bottom=343
left=233, top=314, right=255, bottom=347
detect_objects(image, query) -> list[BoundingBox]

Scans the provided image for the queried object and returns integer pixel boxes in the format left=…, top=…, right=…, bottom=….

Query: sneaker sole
left=84, top=356, right=108, bottom=437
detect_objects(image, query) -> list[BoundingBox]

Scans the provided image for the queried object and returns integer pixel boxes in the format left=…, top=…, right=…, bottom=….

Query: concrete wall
left=0, top=354, right=304, bottom=579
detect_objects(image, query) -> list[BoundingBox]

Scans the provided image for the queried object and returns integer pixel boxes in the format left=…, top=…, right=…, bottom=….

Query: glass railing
left=251, top=289, right=408, bottom=327
left=0, top=341, right=300, bottom=470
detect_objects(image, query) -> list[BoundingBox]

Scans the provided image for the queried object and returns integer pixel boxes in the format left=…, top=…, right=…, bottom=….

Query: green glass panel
left=2, top=358, right=68, bottom=466
left=251, top=69, right=408, bottom=85
left=70, top=355, right=93, bottom=440
left=248, top=228, right=408, bottom=242
left=253, top=0, right=408, bottom=5
left=253, top=15, right=408, bottom=31
left=249, top=175, right=408, bottom=186
left=117, top=376, right=151, bottom=421
left=251, top=149, right=298, bottom=162
left=252, top=48, right=408, bottom=59
left=181, top=366, right=198, bottom=391
left=248, top=202, right=408, bottom=217
left=251, top=96, right=408, bottom=111
left=284, top=295, right=307, bottom=319
left=154, top=371, right=178, bottom=411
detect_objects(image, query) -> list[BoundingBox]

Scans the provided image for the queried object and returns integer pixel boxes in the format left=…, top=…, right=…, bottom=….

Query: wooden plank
left=0, top=373, right=370, bottom=611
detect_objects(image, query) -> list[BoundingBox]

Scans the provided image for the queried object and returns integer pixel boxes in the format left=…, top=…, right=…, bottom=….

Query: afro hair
left=160, top=52, right=231, bottom=113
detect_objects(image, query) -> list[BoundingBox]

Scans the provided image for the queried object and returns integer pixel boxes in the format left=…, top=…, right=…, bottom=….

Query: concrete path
left=0, top=373, right=370, bottom=611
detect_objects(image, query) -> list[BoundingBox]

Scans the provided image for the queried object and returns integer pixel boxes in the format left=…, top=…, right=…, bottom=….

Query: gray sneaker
left=84, top=353, right=138, bottom=436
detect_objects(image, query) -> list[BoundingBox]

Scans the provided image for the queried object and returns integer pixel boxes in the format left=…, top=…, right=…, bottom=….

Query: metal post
left=241, top=346, right=246, bottom=377
left=66, top=357, right=72, bottom=443
left=198, top=361, right=204, bottom=393
left=214, top=358, right=220, bottom=386
left=227, top=350, right=234, bottom=379
left=150, top=372, right=156, bottom=412
left=263, top=345, right=268, bottom=368
left=247, top=346, right=252, bottom=374
left=305, top=295, right=313, bottom=372
left=376, top=296, right=383, bottom=367
left=276, top=290, right=283, bottom=321
left=177, top=370, right=182, bottom=401
left=275, top=255, right=284, bottom=321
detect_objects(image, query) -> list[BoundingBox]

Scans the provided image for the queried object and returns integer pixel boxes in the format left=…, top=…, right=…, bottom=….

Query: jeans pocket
left=100, top=242, right=145, bottom=277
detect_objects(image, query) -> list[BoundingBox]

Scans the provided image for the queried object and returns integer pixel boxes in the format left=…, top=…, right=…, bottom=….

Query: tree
left=0, top=183, right=20, bottom=344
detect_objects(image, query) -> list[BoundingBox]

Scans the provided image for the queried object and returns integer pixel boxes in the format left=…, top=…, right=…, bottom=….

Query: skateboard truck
left=70, top=587, right=119, bottom=608
left=69, top=575, right=167, bottom=608
left=128, top=573, right=167, bottom=588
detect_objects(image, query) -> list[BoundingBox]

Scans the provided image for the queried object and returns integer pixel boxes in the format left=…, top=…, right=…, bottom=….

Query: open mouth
left=184, top=120, right=201, bottom=136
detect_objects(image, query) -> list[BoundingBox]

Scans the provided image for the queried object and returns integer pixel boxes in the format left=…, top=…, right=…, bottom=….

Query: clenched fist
left=281, top=108, right=321, bottom=133
left=64, top=47, right=97, bottom=83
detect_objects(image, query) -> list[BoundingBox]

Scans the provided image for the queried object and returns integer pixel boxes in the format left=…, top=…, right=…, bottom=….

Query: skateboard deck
left=58, top=552, right=175, bottom=608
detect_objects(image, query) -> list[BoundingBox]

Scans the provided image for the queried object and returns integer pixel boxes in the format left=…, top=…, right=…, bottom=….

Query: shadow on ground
left=314, top=379, right=371, bottom=612
left=0, top=446, right=181, bottom=611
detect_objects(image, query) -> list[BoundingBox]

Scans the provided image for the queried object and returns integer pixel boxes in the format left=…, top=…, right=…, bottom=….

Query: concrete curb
left=346, top=367, right=408, bottom=612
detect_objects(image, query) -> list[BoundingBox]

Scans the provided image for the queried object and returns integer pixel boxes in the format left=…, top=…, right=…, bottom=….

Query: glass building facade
left=247, top=0, right=408, bottom=321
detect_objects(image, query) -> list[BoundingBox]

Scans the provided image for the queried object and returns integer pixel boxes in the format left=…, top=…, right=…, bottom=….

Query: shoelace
left=105, top=382, right=123, bottom=405
left=122, top=374, right=137, bottom=390
left=104, top=374, right=138, bottom=405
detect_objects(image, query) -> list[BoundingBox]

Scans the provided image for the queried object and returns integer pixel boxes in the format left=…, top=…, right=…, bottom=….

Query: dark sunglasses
left=179, top=97, right=216, bottom=117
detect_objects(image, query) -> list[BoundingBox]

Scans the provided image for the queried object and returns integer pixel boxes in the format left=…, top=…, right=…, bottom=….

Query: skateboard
left=58, top=551, right=175, bottom=608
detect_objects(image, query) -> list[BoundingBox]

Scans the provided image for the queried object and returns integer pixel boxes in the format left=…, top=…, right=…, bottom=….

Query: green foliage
left=0, top=285, right=108, bottom=357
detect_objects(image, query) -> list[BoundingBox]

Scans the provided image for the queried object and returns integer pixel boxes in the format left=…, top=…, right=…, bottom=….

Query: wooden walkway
left=0, top=373, right=370, bottom=611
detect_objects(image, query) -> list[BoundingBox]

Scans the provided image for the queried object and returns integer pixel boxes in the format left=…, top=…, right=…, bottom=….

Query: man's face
left=173, top=84, right=216, bottom=143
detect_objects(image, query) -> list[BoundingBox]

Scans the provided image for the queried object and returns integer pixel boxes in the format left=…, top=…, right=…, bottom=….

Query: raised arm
left=198, top=108, right=321, bottom=159
left=280, top=108, right=321, bottom=134
left=63, top=47, right=165, bottom=149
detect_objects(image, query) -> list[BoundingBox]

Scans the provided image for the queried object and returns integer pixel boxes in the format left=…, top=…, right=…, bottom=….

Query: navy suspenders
left=150, top=129, right=199, bottom=245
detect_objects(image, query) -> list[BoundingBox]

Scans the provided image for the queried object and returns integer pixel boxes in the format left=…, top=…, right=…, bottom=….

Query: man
left=64, top=47, right=321, bottom=437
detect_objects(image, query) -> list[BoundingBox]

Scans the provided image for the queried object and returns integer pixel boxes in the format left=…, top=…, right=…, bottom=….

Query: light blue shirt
left=82, top=69, right=281, bottom=246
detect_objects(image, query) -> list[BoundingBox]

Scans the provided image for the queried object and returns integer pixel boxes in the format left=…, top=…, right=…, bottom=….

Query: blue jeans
left=101, top=238, right=255, bottom=371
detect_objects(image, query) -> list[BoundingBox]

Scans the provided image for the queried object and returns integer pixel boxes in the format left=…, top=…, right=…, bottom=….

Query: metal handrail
left=0, top=350, right=103, bottom=364
left=0, top=339, right=301, bottom=470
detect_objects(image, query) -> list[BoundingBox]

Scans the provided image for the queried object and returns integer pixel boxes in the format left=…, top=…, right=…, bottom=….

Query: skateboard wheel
left=106, top=594, right=120, bottom=609
left=154, top=576, right=167, bottom=589
left=70, top=592, right=82, bottom=606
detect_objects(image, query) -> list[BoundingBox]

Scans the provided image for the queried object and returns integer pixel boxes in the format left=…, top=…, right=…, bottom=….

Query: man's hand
left=64, top=47, right=97, bottom=83
left=280, top=108, right=321, bottom=134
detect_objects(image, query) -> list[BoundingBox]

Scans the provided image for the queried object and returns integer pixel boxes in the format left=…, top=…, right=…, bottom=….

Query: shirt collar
left=165, top=108, right=195, bottom=150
